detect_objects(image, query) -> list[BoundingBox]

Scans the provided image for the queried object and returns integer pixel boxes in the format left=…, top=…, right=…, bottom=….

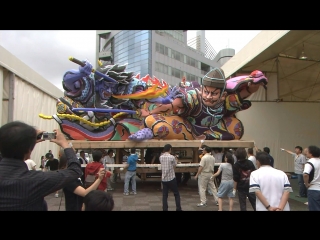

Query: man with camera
left=0, top=121, right=83, bottom=211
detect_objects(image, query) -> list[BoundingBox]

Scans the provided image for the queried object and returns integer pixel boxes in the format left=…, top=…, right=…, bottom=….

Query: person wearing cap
left=129, top=68, right=267, bottom=141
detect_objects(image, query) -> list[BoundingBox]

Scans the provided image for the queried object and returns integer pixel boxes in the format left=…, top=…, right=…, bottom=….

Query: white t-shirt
left=248, top=155, right=257, bottom=169
left=25, top=159, right=37, bottom=170
left=303, top=158, right=320, bottom=191
left=212, top=152, right=223, bottom=163
left=105, top=155, right=115, bottom=164
left=249, top=165, right=293, bottom=211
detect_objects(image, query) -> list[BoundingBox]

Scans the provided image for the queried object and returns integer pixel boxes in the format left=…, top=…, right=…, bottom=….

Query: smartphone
left=42, top=132, right=56, bottom=140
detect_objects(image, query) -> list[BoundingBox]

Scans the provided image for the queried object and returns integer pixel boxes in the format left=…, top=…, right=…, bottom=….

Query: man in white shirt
left=303, top=145, right=320, bottom=211
left=281, top=146, right=307, bottom=197
left=105, top=149, right=115, bottom=190
left=247, top=148, right=257, bottom=169
left=249, top=152, right=293, bottom=211
left=195, top=146, right=218, bottom=207
left=25, top=159, right=37, bottom=170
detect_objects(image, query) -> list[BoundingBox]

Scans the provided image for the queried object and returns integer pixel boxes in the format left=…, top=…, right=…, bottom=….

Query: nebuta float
left=39, top=58, right=268, bottom=141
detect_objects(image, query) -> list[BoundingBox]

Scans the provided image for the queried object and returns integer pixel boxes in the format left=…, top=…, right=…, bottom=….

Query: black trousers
left=182, top=172, right=191, bottom=184
left=238, top=190, right=256, bottom=211
left=162, top=178, right=182, bottom=211
left=175, top=173, right=182, bottom=184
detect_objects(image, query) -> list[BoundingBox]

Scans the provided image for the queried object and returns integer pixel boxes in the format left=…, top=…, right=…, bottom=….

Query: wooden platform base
left=70, top=139, right=255, bottom=149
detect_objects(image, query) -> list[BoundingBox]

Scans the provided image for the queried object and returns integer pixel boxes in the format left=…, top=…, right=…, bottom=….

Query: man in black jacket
left=0, top=121, right=82, bottom=211
left=78, top=150, right=88, bottom=164
left=233, top=147, right=256, bottom=211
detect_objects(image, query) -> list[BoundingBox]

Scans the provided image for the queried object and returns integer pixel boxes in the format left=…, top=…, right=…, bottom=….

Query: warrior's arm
left=140, top=98, right=184, bottom=117
left=239, top=82, right=265, bottom=99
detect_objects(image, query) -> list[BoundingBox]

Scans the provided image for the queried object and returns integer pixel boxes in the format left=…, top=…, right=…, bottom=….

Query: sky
left=0, top=30, right=261, bottom=91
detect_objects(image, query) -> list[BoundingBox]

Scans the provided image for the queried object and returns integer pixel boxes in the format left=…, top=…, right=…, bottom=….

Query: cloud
left=0, top=30, right=96, bottom=89
left=1, top=30, right=262, bottom=90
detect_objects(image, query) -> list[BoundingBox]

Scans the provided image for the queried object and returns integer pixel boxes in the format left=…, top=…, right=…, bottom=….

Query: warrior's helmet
left=201, top=67, right=226, bottom=90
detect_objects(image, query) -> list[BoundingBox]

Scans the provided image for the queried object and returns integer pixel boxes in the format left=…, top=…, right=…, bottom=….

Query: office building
left=95, top=30, right=234, bottom=86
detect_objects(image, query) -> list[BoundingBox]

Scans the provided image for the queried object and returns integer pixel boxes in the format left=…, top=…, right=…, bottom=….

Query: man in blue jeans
left=281, top=146, right=307, bottom=198
left=303, top=145, right=320, bottom=211
left=123, top=148, right=139, bottom=195
left=159, top=144, right=182, bottom=211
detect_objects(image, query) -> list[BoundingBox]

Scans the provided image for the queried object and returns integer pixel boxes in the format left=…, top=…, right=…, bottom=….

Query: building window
left=186, top=56, right=197, bottom=68
left=156, top=42, right=168, bottom=56
left=171, top=68, right=182, bottom=79
left=164, top=64, right=168, bottom=74
left=155, top=62, right=168, bottom=74
left=171, top=49, right=183, bottom=62
left=186, top=73, right=196, bottom=81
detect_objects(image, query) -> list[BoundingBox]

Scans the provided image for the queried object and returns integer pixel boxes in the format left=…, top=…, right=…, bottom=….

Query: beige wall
left=0, top=45, right=64, bottom=169
left=13, top=76, right=61, bottom=168
left=237, top=102, right=320, bottom=172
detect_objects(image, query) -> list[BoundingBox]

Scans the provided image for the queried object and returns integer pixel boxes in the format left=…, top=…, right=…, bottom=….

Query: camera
left=42, top=132, right=56, bottom=140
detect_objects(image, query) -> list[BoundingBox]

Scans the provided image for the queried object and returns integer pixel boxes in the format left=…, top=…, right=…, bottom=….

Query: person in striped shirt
left=159, top=144, right=182, bottom=211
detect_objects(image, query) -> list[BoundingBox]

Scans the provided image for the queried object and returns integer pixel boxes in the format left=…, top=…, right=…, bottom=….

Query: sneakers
left=304, top=202, right=308, bottom=205
left=130, top=191, right=137, bottom=195
left=197, top=202, right=207, bottom=207
left=123, top=192, right=129, bottom=196
left=55, top=193, right=59, bottom=198
left=216, top=201, right=219, bottom=206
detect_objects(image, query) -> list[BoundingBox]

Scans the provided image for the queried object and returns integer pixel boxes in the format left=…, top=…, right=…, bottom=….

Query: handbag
left=85, top=174, right=96, bottom=183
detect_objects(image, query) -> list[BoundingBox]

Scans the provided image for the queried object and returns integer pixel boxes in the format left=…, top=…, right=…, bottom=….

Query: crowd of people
left=204, top=144, right=320, bottom=211
left=0, top=120, right=319, bottom=211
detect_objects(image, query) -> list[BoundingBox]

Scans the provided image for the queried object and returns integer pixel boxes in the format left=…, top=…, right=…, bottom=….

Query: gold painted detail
left=38, top=112, right=133, bottom=127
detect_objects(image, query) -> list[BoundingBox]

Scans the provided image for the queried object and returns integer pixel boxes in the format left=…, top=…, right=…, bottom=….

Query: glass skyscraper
left=96, top=30, right=233, bottom=86
left=113, top=30, right=152, bottom=77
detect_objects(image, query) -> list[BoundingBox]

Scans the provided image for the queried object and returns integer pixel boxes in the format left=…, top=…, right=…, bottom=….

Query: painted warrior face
left=96, top=80, right=117, bottom=101
left=201, top=86, right=226, bottom=108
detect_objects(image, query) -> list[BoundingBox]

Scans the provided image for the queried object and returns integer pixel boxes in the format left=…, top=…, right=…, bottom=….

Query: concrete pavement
left=45, top=173, right=309, bottom=211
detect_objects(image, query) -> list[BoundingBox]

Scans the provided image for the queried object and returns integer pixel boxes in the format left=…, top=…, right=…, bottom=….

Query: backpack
left=306, top=162, right=315, bottom=183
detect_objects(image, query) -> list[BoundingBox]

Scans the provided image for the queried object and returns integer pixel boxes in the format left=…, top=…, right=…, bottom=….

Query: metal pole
left=0, top=67, right=3, bottom=126
left=8, top=72, right=15, bottom=122
left=276, top=57, right=280, bottom=100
